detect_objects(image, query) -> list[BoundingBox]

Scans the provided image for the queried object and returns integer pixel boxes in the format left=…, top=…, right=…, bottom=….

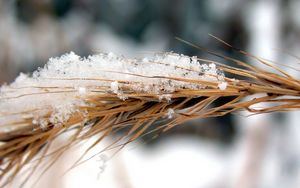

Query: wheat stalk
left=0, top=47, right=300, bottom=187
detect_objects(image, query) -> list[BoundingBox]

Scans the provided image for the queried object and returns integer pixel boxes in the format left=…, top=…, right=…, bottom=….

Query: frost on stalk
left=167, top=108, right=175, bottom=119
left=110, top=81, right=119, bottom=94
left=159, top=94, right=172, bottom=102
left=0, top=51, right=226, bottom=128
left=77, top=87, right=87, bottom=95
left=110, top=81, right=127, bottom=100
left=218, top=82, right=227, bottom=90
left=49, top=103, right=77, bottom=125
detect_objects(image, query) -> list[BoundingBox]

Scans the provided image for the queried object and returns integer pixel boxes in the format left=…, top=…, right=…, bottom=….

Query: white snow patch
left=159, top=94, right=172, bottom=102
left=218, top=82, right=228, bottom=90
left=167, top=108, right=175, bottom=119
left=49, top=103, right=77, bottom=125
left=110, top=81, right=119, bottom=94
left=0, top=51, right=226, bottom=128
left=78, top=87, right=87, bottom=95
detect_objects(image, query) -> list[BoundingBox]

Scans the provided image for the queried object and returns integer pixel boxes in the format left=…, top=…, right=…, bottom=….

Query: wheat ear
left=0, top=50, right=300, bottom=187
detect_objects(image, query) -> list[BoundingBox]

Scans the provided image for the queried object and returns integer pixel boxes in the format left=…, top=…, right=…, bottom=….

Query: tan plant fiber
left=0, top=41, right=300, bottom=187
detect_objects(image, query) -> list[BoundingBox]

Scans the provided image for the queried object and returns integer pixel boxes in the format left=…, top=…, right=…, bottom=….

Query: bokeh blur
left=1, top=0, right=300, bottom=188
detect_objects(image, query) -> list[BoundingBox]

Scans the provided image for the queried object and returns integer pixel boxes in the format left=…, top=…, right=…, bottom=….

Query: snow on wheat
left=0, top=52, right=227, bottom=129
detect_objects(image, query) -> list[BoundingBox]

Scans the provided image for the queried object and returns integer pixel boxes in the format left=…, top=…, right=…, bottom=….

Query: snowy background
left=1, top=0, right=300, bottom=187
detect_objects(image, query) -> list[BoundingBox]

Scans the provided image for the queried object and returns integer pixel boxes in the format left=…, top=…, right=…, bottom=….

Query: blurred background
left=1, top=0, right=300, bottom=187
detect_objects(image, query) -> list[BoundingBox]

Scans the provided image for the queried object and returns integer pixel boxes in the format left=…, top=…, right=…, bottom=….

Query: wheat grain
left=0, top=51, right=299, bottom=187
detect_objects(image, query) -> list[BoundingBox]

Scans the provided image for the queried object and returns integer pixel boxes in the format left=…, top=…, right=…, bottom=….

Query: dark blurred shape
left=53, top=0, right=72, bottom=18
left=16, top=0, right=53, bottom=23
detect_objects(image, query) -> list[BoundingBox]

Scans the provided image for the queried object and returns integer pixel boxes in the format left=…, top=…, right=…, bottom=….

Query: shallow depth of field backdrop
left=1, top=0, right=300, bottom=188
